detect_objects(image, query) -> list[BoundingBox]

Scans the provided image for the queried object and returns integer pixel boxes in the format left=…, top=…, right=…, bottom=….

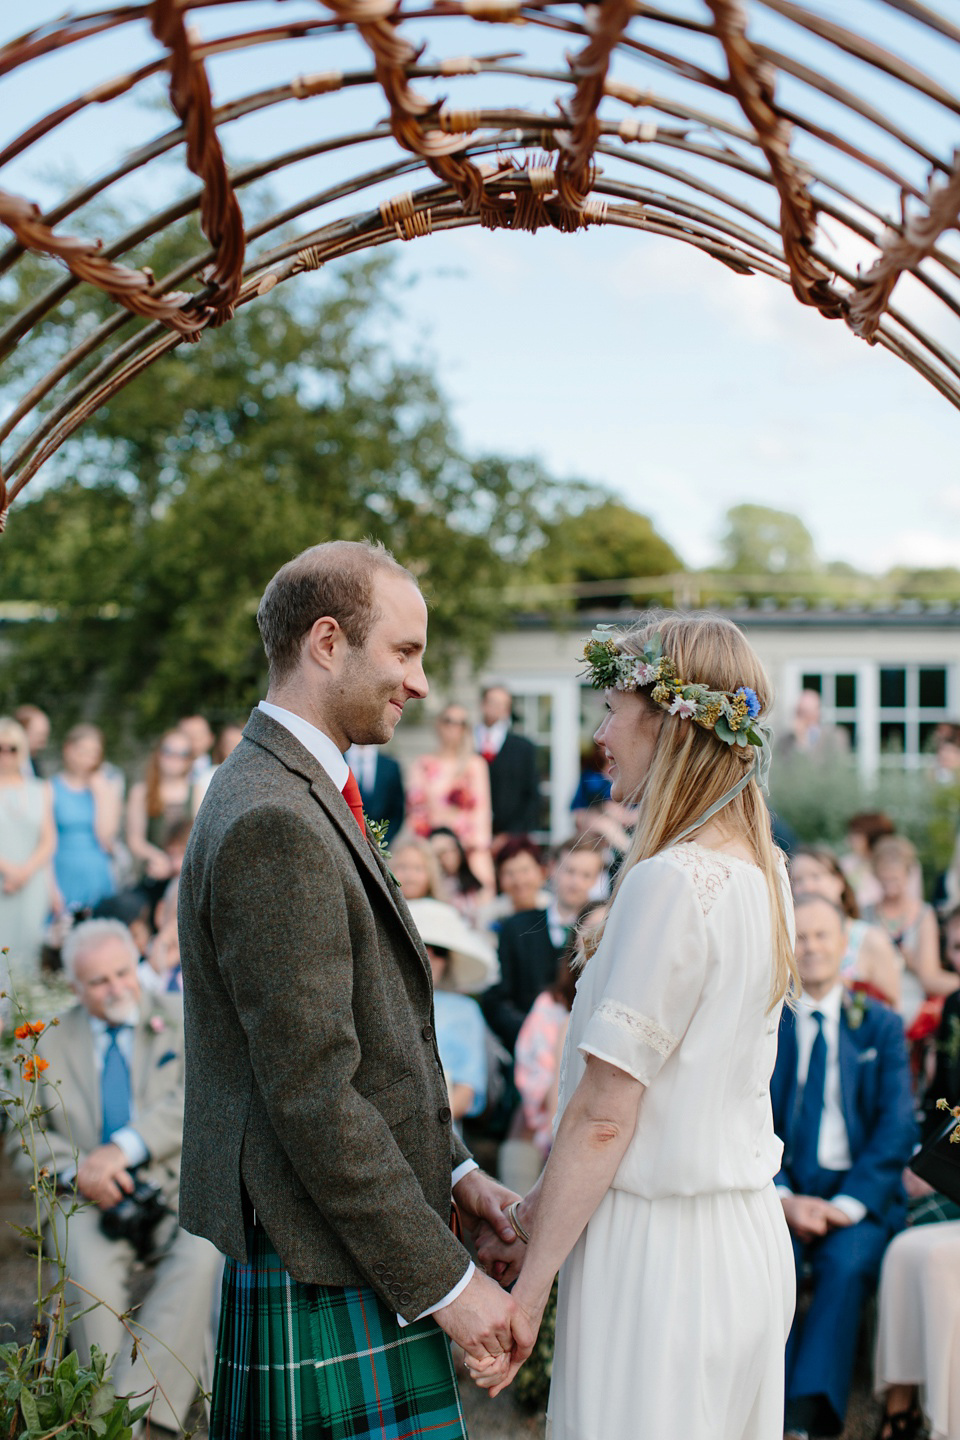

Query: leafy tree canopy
left=528, top=499, right=683, bottom=608
left=720, top=503, right=820, bottom=576
left=0, top=244, right=598, bottom=739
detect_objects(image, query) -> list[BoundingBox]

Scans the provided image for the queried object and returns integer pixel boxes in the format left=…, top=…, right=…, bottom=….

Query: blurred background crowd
left=3, top=686, right=960, bottom=1437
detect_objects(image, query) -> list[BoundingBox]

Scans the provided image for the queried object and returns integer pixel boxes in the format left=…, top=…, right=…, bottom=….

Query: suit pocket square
left=157, top=1050, right=178, bottom=1067
left=857, top=1048, right=878, bottom=1063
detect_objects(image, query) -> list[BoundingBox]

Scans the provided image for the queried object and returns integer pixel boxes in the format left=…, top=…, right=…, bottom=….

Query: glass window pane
left=918, top=668, right=947, bottom=709
left=834, top=674, right=856, bottom=708
left=880, top=722, right=906, bottom=753
left=837, top=721, right=857, bottom=751
left=801, top=673, right=822, bottom=694
left=880, top=668, right=906, bottom=708
left=919, top=721, right=943, bottom=755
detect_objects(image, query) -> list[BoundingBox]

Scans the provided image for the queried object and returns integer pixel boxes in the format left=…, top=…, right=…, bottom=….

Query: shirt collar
left=259, top=700, right=349, bottom=790
left=798, top=981, right=844, bottom=1025
left=88, top=1011, right=139, bottom=1037
left=476, top=720, right=509, bottom=752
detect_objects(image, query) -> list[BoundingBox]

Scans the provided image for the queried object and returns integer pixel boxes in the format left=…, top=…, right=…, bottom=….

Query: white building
left=398, top=605, right=960, bottom=844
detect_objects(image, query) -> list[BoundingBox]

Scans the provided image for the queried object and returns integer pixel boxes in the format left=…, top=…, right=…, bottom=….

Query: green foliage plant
left=0, top=961, right=178, bottom=1439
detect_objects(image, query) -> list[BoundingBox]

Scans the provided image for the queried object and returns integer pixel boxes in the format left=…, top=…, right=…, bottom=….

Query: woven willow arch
left=2, top=1, right=959, bottom=528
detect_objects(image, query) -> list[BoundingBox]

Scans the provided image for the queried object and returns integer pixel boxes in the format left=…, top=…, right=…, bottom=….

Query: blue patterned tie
left=101, top=1025, right=131, bottom=1143
left=792, top=1010, right=826, bottom=1194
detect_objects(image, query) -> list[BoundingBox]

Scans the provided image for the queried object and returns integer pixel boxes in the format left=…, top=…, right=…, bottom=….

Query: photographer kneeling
left=9, top=918, right=220, bottom=1436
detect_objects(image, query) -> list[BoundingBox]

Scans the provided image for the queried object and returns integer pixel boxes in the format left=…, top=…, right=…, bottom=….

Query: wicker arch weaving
left=2, top=1, right=960, bottom=529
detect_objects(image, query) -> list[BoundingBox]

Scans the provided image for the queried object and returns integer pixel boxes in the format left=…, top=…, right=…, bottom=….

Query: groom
left=178, top=540, right=531, bottom=1439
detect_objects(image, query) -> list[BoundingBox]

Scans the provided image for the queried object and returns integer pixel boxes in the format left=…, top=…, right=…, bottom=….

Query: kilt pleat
left=210, top=1225, right=467, bottom=1440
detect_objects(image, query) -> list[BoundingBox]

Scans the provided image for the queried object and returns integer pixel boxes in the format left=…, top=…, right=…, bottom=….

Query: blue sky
left=3, top=1, right=960, bottom=573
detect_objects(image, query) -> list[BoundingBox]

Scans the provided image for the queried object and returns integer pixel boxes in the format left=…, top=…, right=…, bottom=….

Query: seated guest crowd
left=4, top=689, right=960, bottom=1440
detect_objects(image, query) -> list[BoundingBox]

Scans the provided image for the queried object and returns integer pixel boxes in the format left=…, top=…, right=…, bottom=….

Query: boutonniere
left=365, top=815, right=391, bottom=862
left=148, top=1014, right=166, bottom=1035
left=842, top=989, right=868, bottom=1031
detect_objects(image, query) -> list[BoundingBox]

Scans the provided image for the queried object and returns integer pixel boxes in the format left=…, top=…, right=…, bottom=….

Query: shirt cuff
left=451, top=1159, right=479, bottom=1187
left=397, top=1262, right=475, bottom=1328
left=831, top=1193, right=867, bottom=1225
left=108, top=1128, right=149, bottom=1169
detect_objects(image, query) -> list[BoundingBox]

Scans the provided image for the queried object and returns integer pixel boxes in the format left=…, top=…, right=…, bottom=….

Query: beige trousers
left=51, top=1205, right=222, bottom=1430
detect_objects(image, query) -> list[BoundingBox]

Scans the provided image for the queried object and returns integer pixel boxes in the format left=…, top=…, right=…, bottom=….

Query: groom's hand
left=433, top=1269, right=520, bottom=1359
left=464, top=1305, right=538, bottom=1397
left=453, top=1169, right=520, bottom=1245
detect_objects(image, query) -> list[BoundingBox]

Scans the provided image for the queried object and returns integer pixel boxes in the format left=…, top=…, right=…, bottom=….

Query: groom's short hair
left=257, top=540, right=417, bottom=685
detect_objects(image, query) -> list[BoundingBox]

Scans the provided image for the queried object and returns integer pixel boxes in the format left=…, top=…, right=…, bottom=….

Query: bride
left=471, top=612, right=798, bottom=1440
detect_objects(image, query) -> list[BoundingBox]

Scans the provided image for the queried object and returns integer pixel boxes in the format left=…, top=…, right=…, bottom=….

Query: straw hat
left=405, top=899, right=497, bottom=994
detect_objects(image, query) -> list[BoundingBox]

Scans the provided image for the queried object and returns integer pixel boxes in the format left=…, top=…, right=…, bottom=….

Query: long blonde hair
left=587, top=612, right=798, bottom=1010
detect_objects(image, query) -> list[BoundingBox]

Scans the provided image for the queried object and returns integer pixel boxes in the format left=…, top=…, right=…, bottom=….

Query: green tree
left=0, top=252, right=592, bottom=738
left=720, top=503, right=820, bottom=575
left=527, top=499, right=683, bottom=607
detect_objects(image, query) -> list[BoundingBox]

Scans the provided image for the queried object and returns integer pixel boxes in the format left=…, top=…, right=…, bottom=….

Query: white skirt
left=874, top=1220, right=960, bottom=1440
left=547, top=1182, right=795, bottom=1440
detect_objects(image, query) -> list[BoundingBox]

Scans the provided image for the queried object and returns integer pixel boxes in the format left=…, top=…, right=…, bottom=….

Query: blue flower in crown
left=735, top=686, right=761, bottom=719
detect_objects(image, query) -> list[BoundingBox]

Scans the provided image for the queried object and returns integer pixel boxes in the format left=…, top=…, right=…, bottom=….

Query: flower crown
left=582, top=626, right=766, bottom=751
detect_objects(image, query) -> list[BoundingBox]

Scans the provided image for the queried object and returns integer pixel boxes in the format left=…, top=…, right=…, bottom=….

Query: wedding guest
left=7, top=919, right=221, bottom=1432
left=778, top=689, right=850, bottom=763
left=774, top=893, right=916, bottom=1440
left=501, top=905, right=607, bottom=1196
left=866, top=836, right=958, bottom=1025
left=790, top=845, right=901, bottom=1008
left=125, top=730, right=198, bottom=884
left=407, top=704, right=493, bottom=887
left=429, top=826, right=487, bottom=921
left=873, top=968, right=960, bottom=1440
left=14, top=704, right=51, bottom=778
left=475, top=836, right=550, bottom=932
left=192, top=724, right=245, bottom=810
left=932, top=723, right=960, bottom=787
left=407, top=898, right=497, bottom=1126
left=841, top=811, right=896, bottom=911
left=178, top=714, right=215, bottom=787
left=138, top=881, right=182, bottom=996
left=475, top=685, right=541, bottom=838
left=391, top=834, right=446, bottom=903
left=346, top=741, right=405, bottom=841
left=481, top=837, right=606, bottom=1052
left=51, top=724, right=119, bottom=912
left=0, top=717, right=55, bottom=993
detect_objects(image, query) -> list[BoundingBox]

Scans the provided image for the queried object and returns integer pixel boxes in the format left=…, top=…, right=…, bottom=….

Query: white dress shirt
left=258, top=701, right=477, bottom=1317
left=59, top=1013, right=148, bottom=1184
left=475, top=719, right=508, bottom=757
left=781, top=982, right=866, bottom=1224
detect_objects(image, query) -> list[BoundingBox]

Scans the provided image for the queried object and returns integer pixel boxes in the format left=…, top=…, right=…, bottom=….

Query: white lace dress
left=547, top=842, right=796, bottom=1440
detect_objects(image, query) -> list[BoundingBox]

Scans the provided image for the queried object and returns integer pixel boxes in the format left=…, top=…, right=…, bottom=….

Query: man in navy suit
left=475, top=685, right=541, bottom=838
left=346, top=742, right=405, bottom=842
left=773, top=894, right=916, bottom=1439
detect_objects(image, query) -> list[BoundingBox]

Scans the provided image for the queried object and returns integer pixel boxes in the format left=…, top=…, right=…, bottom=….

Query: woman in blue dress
left=52, top=724, right=120, bottom=911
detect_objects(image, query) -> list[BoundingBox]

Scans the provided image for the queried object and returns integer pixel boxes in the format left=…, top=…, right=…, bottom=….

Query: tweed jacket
left=177, top=708, right=473, bottom=1322
left=8, top=994, right=187, bottom=1209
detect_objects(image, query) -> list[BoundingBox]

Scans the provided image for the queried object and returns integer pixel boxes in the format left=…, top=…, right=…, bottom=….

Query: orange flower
left=14, top=1020, right=45, bottom=1040
left=22, top=1057, right=49, bottom=1082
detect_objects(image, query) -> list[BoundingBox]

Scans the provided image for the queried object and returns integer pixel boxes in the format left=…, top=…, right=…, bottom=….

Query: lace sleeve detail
left=593, top=997, right=677, bottom=1059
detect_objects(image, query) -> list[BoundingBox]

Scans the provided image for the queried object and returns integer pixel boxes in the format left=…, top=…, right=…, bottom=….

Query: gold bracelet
left=507, top=1199, right=530, bottom=1244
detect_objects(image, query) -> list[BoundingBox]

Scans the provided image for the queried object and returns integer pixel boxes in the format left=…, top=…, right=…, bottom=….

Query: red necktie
left=341, top=769, right=366, bottom=833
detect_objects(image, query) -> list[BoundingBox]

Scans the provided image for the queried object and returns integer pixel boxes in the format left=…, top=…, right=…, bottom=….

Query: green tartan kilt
left=210, top=1225, right=467, bottom=1440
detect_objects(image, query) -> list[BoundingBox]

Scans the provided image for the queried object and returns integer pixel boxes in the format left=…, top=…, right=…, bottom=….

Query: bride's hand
left=466, top=1286, right=547, bottom=1397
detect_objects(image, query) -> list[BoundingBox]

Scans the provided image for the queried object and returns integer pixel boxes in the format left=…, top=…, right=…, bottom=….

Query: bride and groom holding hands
left=178, top=539, right=797, bottom=1440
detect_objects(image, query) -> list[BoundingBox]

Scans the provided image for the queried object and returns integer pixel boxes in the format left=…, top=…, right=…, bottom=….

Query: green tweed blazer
left=177, top=707, right=472, bottom=1321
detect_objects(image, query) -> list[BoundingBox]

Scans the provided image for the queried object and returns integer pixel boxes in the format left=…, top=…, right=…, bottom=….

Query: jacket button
left=438, top=1106, right=452, bottom=1123
left=389, top=1283, right=403, bottom=1296
left=373, top=1262, right=385, bottom=1275
left=400, top=1292, right=412, bottom=1305
left=383, top=1270, right=394, bottom=1283
left=422, top=1024, right=434, bottom=1041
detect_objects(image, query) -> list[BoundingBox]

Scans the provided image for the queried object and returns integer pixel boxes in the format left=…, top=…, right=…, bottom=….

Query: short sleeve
left=578, top=857, right=708, bottom=1086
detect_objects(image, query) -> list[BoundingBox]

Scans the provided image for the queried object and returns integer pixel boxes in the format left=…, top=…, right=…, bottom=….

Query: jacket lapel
left=58, top=1008, right=100, bottom=1151
left=245, top=709, right=431, bottom=982
left=838, top=1009, right=860, bottom=1148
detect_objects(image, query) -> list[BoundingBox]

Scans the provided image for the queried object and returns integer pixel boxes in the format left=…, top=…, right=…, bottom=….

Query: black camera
left=100, top=1175, right=168, bottom=1258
